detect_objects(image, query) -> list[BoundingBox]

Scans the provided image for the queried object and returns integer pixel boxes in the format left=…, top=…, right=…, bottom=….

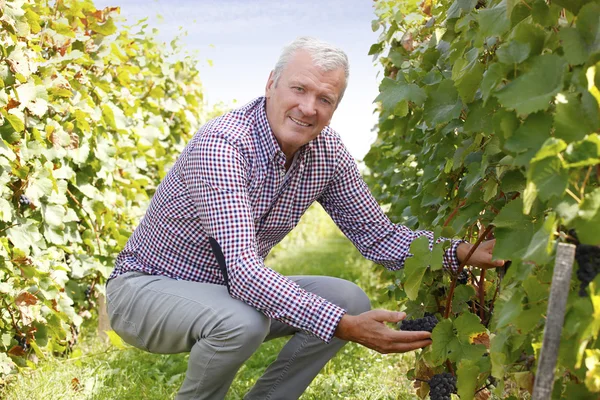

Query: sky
left=94, top=0, right=382, bottom=159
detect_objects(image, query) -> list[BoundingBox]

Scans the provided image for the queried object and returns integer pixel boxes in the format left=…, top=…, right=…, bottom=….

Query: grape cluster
left=19, top=195, right=31, bottom=206
left=575, top=243, right=600, bottom=297
left=14, top=334, right=29, bottom=351
left=84, top=285, right=92, bottom=300
left=399, top=315, right=438, bottom=332
left=457, top=270, right=468, bottom=285
left=429, top=372, right=457, bottom=400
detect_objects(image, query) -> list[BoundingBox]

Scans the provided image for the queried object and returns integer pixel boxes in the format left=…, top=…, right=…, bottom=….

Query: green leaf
left=495, top=54, right=567, bottom=116
left=452, top=48, right=485, bottom=103
left=552, top=0, right=594, bottom=15
left=496, top=41, right=530, bottom=65
left=559, top=28, right=588, bottom=66
left=493, top=290, right=524, bottom=329
left=90, top=18, right=117, bottom=36
left=576, top=3, right=600, bottom=58
left=430, top=319, right=455, bottom=364
left=457, top=359, right=480, bottom=400
left=493, top=198, right=528, bottom=228
left=511, top=21, right=547, bottom=57
left=105, top=330, right=127, bottom=349
left=464, top=99, right=496, bottom=134
left=6, top=220, right=44, bottom=255
left=531, top=137, right=568, bottom=162
left=423, top=80, right=463, bottom=125
left=404, top=236, right=431, bottom=300
left=480, top=63, right=508, bottom=103
left=528, top=156, right=568, bottom=202
left=523, top=212, right=556, bottom=263
left=477, top=1, right=511, bottom=38
left=493, top=200, right=538, bottom=258
left=554, top=92, right=600, bottom=142
left=565, top=134, right=600, bottom=168
left=0, top=109, right=24, bottom=132
left=455, top=312, right=486, bottom=340
left=375, top=78, right=427, bottom=111
left=504, top=112, right=552, bottom=153
left=532, top=0, right=560, bottom=27
left=573, top=188, right=600, bottom=245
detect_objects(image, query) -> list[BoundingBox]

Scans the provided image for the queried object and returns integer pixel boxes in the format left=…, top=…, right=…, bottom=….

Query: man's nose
left=298, top=97, right=317, bottom=117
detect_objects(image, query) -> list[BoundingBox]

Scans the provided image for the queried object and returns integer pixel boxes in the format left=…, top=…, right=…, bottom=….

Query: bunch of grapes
left=457, top=270, right=468, bottom=285
left=575, top=243, right=600, bottom=297
left=19, top=195, right=31, bottom=207
left=429, top=372, right=457, bottom=400
left=84, top=285, right=92, bottom=300
left=399, top=315, right=438, bottom=332
left=14, top=334, right=29, bottom=351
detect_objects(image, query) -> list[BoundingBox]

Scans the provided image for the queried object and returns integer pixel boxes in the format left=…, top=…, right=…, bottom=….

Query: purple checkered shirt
left=109, top=97, right=462, bottom=343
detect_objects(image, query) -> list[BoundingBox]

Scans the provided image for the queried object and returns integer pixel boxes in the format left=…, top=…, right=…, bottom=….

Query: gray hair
left=272, top=36, right=350, bottom=104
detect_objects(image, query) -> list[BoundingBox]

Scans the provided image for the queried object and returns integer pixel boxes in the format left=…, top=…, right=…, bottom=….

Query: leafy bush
left=366, top=0, right=600, bottom=398
left=0, top=0, right=217, bottom=380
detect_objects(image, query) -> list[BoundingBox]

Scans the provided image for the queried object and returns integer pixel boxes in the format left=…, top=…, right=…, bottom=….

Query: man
left=106, top=37, right=503, bottom=400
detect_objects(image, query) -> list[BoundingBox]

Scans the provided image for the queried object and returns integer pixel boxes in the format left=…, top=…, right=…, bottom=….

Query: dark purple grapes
left=575, top=243, right=600, bottom=297
left=84, top=285, right=92, bottom=299
left=457, top=270, right=468, bottom=285
left=399, top=315, right=438, bottom=332
left=14, top=334, right=29, bottom=351
left=19, top=195, right=31, bottom=206
left=429, top=372, right=457, bottom=400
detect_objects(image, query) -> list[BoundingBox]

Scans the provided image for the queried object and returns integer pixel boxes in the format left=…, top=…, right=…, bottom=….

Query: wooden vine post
left=531, top=243, right=577, bottom=400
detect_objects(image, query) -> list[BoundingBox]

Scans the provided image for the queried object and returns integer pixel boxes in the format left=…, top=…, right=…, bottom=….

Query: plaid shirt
left=110, top=97, right=462, bottom=343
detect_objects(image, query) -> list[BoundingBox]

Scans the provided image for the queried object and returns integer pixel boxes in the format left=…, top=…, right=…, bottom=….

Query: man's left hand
left=457, top=239, right=505, bottom=269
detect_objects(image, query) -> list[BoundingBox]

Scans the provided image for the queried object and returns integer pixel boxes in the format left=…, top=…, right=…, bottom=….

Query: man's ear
left=265, top=70, right=275, bottom=98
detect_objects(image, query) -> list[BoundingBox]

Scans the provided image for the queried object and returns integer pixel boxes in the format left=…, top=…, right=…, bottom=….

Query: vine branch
left=444, top=224, right=494, bottom=319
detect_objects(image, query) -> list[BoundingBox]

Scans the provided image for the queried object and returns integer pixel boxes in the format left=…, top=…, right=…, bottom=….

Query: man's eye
left=293, top=87, right=304, bottom=92
left=321, top=98, right=332, bottom=105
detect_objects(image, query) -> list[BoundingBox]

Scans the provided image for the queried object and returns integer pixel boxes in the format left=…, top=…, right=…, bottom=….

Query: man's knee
left=311, top=277, right=371, bottom=316
left=216, top=308, right=270, bottom=350
left=340, top=280, right=371, bottom=315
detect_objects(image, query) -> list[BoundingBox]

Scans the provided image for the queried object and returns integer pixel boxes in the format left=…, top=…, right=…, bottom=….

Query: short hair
left=272, top=36, right=350, bottom=105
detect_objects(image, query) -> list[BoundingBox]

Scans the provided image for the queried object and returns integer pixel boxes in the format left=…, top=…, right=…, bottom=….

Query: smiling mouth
left=289, top=116, right=312, bottom=127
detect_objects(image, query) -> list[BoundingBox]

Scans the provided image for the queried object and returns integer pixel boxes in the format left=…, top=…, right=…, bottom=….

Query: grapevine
left=367, top=0, right=600, bottom=398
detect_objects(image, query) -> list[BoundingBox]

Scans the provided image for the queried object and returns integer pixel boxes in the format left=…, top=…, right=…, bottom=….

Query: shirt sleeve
left=181, top=133, right=345, bottom=343
left=317, top=141, right=463, bottom=272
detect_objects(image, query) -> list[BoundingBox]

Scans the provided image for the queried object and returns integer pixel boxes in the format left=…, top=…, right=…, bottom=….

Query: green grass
left=1, top=205, right=419, bottom=400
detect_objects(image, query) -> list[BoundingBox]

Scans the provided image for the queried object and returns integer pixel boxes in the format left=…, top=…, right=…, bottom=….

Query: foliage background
left=0, top=0, right=226, bottom=378
left=365, top=0, right=600, bottom=398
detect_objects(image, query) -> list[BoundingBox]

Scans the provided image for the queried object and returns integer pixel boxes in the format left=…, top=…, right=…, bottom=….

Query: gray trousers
left=106, top=272, right=371, bottom=400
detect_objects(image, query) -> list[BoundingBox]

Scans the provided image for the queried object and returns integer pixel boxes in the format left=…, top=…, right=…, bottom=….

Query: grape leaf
left=495, top=54, right=567, bottom=116
left=477, top=2, right=510, bottom=38
left=376, top=77, right=427, bottom=110
left=554, top=92, right=600, bottom=142
left=497, top=41, right=530, bottom=65
left=565, top=134, right=600, bottom=168
left=452, top=48, right=485, bottom=103
left=457, top=359, right=480, bottom=400
left=573, top=188, right=600, bottom=245
left=404, top=236, right=433, bottom=300
left=423, top=80, right=463, bottom=125
left=559, top=28, right=588, bottom=66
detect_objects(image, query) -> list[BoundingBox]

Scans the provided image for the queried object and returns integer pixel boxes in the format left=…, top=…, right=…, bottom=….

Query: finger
left=369, top=309, right=405, bottom=323
left=392, top=329, right=432, bottom=341
left=392, top=339, right=433, bottom=353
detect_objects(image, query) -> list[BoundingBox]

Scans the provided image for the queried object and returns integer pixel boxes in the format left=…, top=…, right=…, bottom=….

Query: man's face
left=265, top=50, right=346, bottom=158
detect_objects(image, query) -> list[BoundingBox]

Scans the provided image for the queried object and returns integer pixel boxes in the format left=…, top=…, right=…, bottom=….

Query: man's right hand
left=334, top=310, right=432, bottom=354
